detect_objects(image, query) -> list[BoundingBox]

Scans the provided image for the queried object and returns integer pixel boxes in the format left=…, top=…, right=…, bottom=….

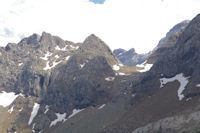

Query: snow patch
left=136, top=61, right=153, bottom=72
left=70, top=45, right=79, bottom=50
left=54, top=55, right=59, bottom=59
left=118, top=53, right=123, bottom=56
left=132, top=94, right=136, bottom=97
left=105, top=77, right=115, bottom=81
left=43, top=61, right=62, bottom=71
left=32, top=123, right=36, bottom=133
left=160, top=73, right=189, bottom=101
left=50, top=113, right=66, bottom=127
left=28, top=103, right=40, bottom=125
left=80, top=63, right=85, bottom=69
left=19, top=108, right=23, bottom=112
left=65, top=56, right=70, bottom=61
left=67, top=109, right=84, bottom=119
left=196, top=84, right=200, bottom=87
left=43, top=61, right=51, bottom=70
left=8, top=106, right=14, bottom=114
left=19, top=93, right=25, bottom=98
left=44, top=105, right=49, bottom=114
left=40, top=51, right=52, bottom=61
left=55, top=46, right=67, bottom=51
left=119, top=64, right=124, bottom=66
left=186, top=97, right=192, bottom=101
left=50, top=108, right=85, bottom=127
left=98, top=104, right=106, bottom=109
left=52, top=60, right=62, bottom=68
left=0, top=91, right=19, bottom=107
left=113, top=64, right=120, bottom=71
left=118, top=73, right=130, bottom=76
left=18, top=63, right=23, bottom=66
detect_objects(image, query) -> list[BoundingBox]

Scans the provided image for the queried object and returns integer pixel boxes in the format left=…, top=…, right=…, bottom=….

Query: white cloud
left=0, top=0, right=199, bottom=53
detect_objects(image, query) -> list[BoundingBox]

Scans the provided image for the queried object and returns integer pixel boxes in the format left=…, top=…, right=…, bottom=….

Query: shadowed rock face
left=0, top=32, right=129, bottom=132
left=101, top=15, right=200, bottom=133
left=156, top=20, right=190, bottom=49
left=147, top=20, right=190, bottom=64
left=0, top=32, right=118, bottom=97
left=114, top=20, right=190, bottom=66
left=149, top=14, right=200, bottom=97
left=132, top=18, right=196, bottom=96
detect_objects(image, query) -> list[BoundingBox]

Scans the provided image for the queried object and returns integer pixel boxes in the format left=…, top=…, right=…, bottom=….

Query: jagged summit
left=102, top=14, right=200, bottom=133
left=2, top=14, right=200, bottom=133
left=113, top=47, right=149, bottom=66
left=0, top=30, right=139, bottom=132
left=83, top=33, right=110, bottom=49
left=113, top=48, right=126, bottom=56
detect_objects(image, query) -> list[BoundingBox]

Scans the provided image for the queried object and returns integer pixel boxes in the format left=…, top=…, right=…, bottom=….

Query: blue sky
left=89, top=0, right=105, bottom=4
left=0, top=0, right=200, bottom=53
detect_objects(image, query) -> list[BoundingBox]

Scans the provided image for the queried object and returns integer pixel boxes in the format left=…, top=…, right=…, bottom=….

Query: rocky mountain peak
left=113, top=47, right=148, bottom=66
left=177, top=14, right=200, bottom=45
left=19, top=33, right=40, bottom=45
left=137, top=14, right=200, bottom=99
left=81, top=34, right=118, bottom=65
left=127, top=48, right=136, bottom=54
left=156, top=20, right=190, bottom=49
left=84, top=34, right=99, bottom=41
left=104, top=15, right=200, bottom=133
left=2, top=14, right=200, bottom=133
left=113, top=48, right=126, bottom=56
left=83, top=34, right=109, bottom=49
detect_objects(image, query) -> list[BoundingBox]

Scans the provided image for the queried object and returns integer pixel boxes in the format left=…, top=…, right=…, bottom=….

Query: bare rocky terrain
left=0, top=13, right=200, bottom=133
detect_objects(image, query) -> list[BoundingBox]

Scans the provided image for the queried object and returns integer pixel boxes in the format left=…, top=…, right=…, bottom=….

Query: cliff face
left=103, top=14, right=200, bottom=133
left=1, top=15, right=200, bottom=133
left=0, top=32, right=139, bottom=133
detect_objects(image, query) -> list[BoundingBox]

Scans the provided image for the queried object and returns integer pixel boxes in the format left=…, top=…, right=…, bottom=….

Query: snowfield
left=105, top=77, right=115, bottom=81
left=196, top=84, right=200, bottom=87
left=50, top=113, right=66, bottom=127
left=40, top=51, right=52, bottom=61
left=113, top=64, right=120, bottom=71
left=65, top=56, right=71, bottom=61
left=0, top=91, right=19, bottom=107
left=118, top=73, right=130, bottom=76
left=43, top=60, right=62, bottom=71
left=136, top=61, right=153, bottom=72
left=44, top=105, right=50, bottom=114
left=28, top=103, right=40, bottom=125
left=67, top=109, right=85, bottom=119
left=50, top=108, right=85, bottom=127
left=160, top=73, right=189, bottom=101
left=8, top=106, right=14, bottom=113
left=80, top=63, right=85, bottom=69
left=98, top=104, right=106, bottom=109
left=55, top=45, right=67, bottom=51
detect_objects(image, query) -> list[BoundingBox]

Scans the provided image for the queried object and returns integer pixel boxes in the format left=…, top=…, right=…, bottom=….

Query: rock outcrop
left=0, top=32, right=137, bottom=132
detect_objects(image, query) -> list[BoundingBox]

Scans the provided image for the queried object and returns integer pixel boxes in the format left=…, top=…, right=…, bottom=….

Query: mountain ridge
left=1, top=15, right=200, bottom=133
left=114, top=20, right=190, bottom=66
left=0, top=31, right=139, bottom=133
